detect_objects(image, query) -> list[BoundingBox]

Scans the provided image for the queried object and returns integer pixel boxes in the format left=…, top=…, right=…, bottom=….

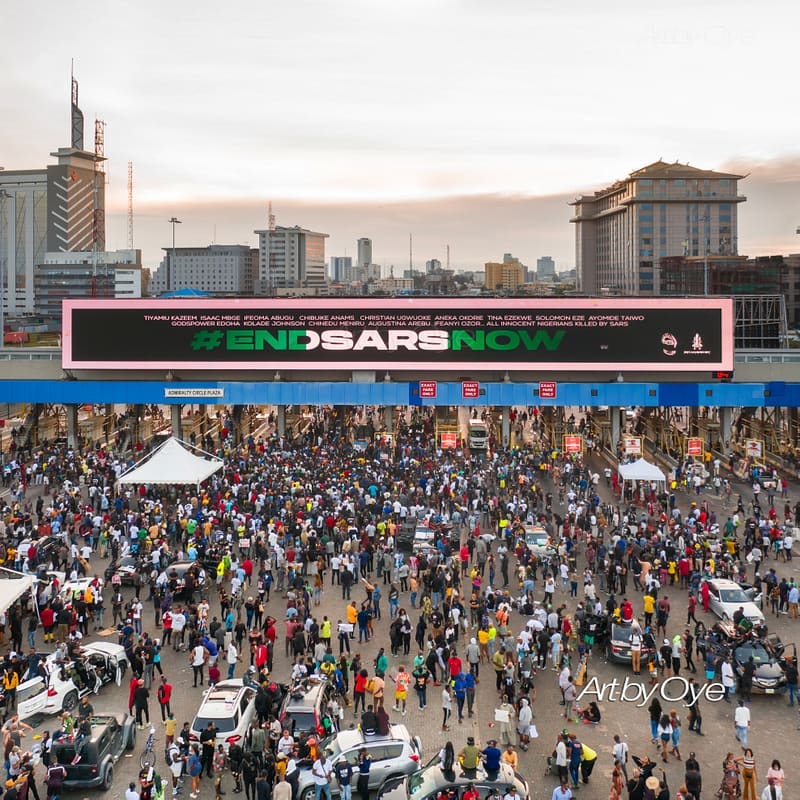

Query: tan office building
left=485, top=260, right=524, bottom=291
left=570, top=160, right=746, bottom=296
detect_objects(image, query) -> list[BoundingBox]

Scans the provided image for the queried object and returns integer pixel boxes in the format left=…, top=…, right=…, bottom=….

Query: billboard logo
left=684, top=332, right=711, bottom=356
left=661, top=332, right=677, bottom=356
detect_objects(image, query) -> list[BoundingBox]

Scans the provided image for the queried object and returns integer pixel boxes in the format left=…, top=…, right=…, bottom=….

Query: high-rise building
left=149, top=245, right=258, bottom=296
left=34, top=249, right=141, bottom=318
left=357, top=238, right=372, bottom=269
left=570, top=160, right=746, bottom=296
left=536, top=256, right=555, bottom=280
left=0, top=74, right=105, bottom=315
left=254, top=226, right=328, bottom=291
left=330, top=256, right=352, bottom=283
left=484, top=261, right=524, bottom=291
left=425, top=259, right=441, bottom=274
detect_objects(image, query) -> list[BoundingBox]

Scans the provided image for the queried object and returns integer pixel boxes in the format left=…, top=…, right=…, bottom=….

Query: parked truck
left=467, top=418, right=488, bottom=450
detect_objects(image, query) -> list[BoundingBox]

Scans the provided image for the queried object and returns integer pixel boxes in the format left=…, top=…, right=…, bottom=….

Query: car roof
left=83, top=641, right=125, bottom=657
left=52, top=714, right=123, bottom=745
left=332, top=724, right=411, bottom=751
left=284, top=681, right=328, bottom=709
left=711, top=579, right=741, bottom=588
left=196, top=685, right=251, bottom=718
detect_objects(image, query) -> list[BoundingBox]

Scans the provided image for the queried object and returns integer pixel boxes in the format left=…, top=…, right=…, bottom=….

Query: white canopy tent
left=0, top=568, right=36, bottom=615
left=617, top=457, right=668, bottom=491
left=116, top=436, right=223, bottom=488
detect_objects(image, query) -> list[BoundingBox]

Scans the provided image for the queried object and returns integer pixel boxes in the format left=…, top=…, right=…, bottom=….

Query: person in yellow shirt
left=163, top=712, right=178, bottom=746
left=643, top=593, right=656, bottom=628
left=477, top=628, right=490, bottom=663
left=580, top=742, right=598, bottom=783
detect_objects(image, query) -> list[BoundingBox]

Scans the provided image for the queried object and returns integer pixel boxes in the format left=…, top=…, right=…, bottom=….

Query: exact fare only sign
left=419, top=381, right=437, bottom=399
left=462, top=381, right=480, bottom=399
left=539, top=381, right=557, bottom=399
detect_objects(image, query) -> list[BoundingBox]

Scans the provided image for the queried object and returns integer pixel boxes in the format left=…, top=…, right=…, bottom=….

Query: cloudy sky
left=3, top=0, right=799, bottom=272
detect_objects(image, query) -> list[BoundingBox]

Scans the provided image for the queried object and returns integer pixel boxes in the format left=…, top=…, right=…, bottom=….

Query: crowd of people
left=0, top=404, right=796, bottom=800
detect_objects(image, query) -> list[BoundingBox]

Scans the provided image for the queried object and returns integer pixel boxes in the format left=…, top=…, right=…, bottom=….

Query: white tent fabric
left=618, top=457, right=667, bottom=485
left=116, top=436, right=223, bottom=486
left=0, top=568, right=36, bottom=615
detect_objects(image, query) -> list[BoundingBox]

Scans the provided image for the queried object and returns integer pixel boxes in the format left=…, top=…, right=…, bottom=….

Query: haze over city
left=3, top=0, right=799, bottom=272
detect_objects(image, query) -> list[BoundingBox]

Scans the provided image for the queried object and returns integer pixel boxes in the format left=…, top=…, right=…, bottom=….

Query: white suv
left=189, top=679, right=257, bottom=751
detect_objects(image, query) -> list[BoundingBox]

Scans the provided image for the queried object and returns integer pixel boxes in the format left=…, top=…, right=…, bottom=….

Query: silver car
left=296, top=724, right=422, bottom=800
left=378, top=761, right=529, bottom=800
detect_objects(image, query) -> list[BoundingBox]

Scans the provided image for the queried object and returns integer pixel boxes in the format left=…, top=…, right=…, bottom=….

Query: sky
left=3, top=0, right=800, bottom=273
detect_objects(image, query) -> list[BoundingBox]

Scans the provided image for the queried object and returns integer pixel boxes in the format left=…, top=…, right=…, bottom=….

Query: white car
left=43, top=641, right=128, bottom=715
left=522, top=525, right=555, bottom=558
left=61, top=578, right=95, bottom=602
left=705, top=579, right=766, bottom=625
left=189, top=679, right=257, bottom=751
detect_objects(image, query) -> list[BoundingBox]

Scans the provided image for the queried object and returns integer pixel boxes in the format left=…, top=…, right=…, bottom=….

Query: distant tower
left=268, top=200, right=276, bottom=231
left=409, top=233, right=413, bottom=273
left=127, top=161, right=134, bottom=249
left=357, top=238, right=372, bottom=269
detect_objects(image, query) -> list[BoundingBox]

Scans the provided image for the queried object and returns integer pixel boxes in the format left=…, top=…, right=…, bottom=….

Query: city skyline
left=3, top=0, right=799, bottom=273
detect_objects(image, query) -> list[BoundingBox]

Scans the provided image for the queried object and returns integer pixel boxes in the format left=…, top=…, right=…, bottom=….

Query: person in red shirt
left=448, top=653, right=462, bottom=681
left=157, top=676, right=173, bottom=720
left=40, top=606, right=55, bottom=643
left=162, top=610, right=173, bottom=646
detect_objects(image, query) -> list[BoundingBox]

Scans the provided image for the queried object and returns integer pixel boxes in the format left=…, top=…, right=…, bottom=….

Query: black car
left=50, top=712, right=136, bottom=790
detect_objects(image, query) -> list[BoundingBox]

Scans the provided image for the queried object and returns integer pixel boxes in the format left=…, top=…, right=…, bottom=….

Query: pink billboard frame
left=62, top=297, right=735, bottom=372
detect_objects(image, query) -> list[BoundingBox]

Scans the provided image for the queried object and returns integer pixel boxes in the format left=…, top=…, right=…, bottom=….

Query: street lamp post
left=0, top=188, right=10, bottom=349
left=168, top=217, right=182, bottom=292
left=700, top=214, right=710, bottom=296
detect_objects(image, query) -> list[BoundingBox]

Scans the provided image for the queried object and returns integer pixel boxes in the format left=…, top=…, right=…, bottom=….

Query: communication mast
left=93, top=118, right=106, bottom=253
left=267, top=201, right=277, bottom=295
left=127, top=161, right=134, bottom=249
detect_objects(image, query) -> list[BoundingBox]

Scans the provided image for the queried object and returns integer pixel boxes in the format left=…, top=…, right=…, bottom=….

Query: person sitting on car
left=359, top=705, right=378, bottom=736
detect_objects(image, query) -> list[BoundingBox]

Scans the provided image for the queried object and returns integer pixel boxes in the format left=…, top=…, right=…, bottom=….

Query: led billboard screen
left=62, top=298, right=734, bottom=372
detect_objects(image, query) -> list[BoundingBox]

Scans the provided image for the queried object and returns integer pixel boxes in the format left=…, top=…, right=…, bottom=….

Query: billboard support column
left=610, top=407, right=621, bottom=452
left=789, top=407, right=799, bottom=451
left=171, top=404, right=182, bottom=441
left=103, top=403, right=114, bottom=444
left=65, top=404, right=79, bottom=450
left=501, top=407, right=510, bottom=448
left=276, top=405, right=286, bottom=437
left=719, top=406, right=733, bottom=449
left=384, top=405, right=394, bottom=434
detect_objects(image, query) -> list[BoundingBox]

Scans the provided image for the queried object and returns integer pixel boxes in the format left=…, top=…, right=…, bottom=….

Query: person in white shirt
left=311, top=755, right=334, bottom=800
left=226, top=641, right=239, bottom=680
left=612, top=734, right=629, bottom=781
left=721, top=657, right=735, bottom=702
left=734, top=699, right=751, bottom=747
left=761, top=777, right=783, bottom=800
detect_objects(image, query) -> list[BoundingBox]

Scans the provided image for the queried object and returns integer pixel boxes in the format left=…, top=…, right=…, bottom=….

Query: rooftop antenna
left=70, top=59, right=84, bottom=150
left=127, top=161, right=134, bottom=249
left=446, top=244, right=450, bottom=271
